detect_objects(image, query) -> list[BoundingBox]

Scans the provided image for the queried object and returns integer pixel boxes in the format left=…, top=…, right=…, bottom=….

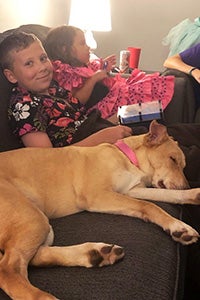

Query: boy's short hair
left=0, top=32, right=40, bottom=70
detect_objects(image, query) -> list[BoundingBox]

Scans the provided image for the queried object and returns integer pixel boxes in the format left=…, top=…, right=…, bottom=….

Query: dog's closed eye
left=170, top=156, right=177, bottom=164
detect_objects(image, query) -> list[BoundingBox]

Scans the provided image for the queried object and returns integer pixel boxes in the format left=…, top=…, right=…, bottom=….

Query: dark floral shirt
left=8, top=81, right=88, bottom=147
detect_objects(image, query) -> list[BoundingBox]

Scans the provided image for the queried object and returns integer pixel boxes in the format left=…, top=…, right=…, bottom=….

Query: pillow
left=0, top=24, right=50, bottom=43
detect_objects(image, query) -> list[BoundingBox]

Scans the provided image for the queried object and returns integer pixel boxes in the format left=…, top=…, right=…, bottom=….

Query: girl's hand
left=102, top=54, right=117, bottom=72
left=92, top=69, right=109, bottom=82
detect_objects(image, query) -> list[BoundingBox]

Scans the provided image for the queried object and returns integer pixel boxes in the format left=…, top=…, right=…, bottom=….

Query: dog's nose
left=182, top=182, right=190, bottom=189
left=176, top=176, right=190, bottom=189
left=158, top=180, right=166, bottom=189
left=167, top=179, right=190, bottom=190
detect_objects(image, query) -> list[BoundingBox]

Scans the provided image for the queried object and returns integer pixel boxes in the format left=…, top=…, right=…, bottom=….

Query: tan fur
left=0, top=120, right=200, bottom=300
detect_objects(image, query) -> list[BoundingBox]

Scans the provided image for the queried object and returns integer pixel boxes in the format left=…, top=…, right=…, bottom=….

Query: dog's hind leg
left=31, top=242, right=125, bottom=268
left=0, top=185, right=58, bottom=300
left=0, top=248, right=58, bottom=300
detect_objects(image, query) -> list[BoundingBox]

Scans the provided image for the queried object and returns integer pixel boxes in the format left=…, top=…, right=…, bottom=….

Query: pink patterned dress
left=52, top=59, right=175, bottom=119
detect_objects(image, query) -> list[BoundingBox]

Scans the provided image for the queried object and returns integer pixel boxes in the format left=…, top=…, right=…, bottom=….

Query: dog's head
left=142, top=120, right=189, bottom=189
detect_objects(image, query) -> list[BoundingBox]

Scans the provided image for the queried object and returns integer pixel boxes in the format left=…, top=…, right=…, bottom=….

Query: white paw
left=166, top=220, right=199, bottom=245
left=191, top=188, right=200, bottom=204
left=87, top=242, right=125, bottom=267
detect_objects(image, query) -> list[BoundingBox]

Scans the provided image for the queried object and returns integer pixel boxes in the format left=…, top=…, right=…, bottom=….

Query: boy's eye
left=25, top=60, right=33, bottom=67
left=41, top=54, right=48, bottom=62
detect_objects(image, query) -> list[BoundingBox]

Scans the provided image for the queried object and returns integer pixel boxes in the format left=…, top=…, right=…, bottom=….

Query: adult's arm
left=163, top=54, right=195, bottom=74
left=163, top=54, right=200, bottom=84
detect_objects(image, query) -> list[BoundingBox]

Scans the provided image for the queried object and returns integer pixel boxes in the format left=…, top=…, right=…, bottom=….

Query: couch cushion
left=0, top=204, right=187, bottom=300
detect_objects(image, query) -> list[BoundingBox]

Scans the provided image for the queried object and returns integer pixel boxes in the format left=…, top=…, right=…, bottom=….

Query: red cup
left=127, top=47, right=141, bottom=69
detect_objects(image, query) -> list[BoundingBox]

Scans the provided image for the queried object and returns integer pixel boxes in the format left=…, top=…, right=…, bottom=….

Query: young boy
left=0, top=32, right=132, bottom=148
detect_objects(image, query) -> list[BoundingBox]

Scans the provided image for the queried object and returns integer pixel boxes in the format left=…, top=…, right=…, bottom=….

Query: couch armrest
left=162, top=69, right=196, bottom=124
left=195, top=108, right=200, bottom=122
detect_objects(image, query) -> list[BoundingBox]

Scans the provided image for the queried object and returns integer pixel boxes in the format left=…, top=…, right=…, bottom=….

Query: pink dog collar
left=114, top=140, right=139, bottom=167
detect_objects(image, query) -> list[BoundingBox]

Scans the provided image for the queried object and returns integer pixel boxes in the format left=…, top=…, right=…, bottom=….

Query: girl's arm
left=72, top=70, right=108, bottom=104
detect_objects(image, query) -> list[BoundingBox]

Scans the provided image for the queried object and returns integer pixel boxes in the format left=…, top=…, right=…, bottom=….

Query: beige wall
left=1, top=0, right=200, bottom=71
left=93, top=0, right=200, bottom=71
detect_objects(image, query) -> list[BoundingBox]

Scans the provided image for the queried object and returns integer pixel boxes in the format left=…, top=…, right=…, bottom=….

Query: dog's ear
left=144, top=120, right=168, bottom=146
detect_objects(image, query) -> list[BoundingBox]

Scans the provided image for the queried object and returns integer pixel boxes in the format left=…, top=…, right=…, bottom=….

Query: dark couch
left=0, top=24, right=200, bottom=300
left=162, top=68, right=200, bottom=124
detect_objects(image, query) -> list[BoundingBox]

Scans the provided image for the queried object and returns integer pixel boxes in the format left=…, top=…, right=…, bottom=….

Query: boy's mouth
left=37, top=72, right=52, bottom=81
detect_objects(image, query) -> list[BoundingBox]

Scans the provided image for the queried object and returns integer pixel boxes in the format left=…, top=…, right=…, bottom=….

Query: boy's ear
left=3, top=69, right=18, bottom=84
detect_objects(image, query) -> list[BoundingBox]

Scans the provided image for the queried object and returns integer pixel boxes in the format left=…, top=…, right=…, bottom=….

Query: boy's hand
left=73, top=125, right=133, bottom=147
left=98, top=125, right=132, bottom=144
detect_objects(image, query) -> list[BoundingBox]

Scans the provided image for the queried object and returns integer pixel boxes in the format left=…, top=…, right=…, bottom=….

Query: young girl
left=44, top=25, right=175, bottom=122
left=0, top=32, right=133, bottom=148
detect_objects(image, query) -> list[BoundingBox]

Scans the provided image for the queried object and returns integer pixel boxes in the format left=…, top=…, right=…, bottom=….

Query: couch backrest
left=0, top=24, right=50, bottom=43
left=0, top=70, right=22, bottom=151
left=0, top=24, right=51, bottom=152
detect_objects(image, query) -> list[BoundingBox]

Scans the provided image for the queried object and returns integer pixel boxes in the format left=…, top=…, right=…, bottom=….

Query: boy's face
left=71, top=30, right=90, bottom=64
left=4, top=40, right=53, bottom=94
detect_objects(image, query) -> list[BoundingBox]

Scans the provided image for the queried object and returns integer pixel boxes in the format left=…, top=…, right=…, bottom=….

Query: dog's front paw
left=87, top=243, right=124, bottom=267
left=166, top=221, right=199, bottom=245
left=185, top=188, right=200, bottom=204
left=193, top=188, right=200, bottom=204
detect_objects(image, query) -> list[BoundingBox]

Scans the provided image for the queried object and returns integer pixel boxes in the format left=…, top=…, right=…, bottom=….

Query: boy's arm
left=73, top=125, right=132, bottom=147
left=21, top=126, right=132, bottom=148
left=21, top=132, right=53, bottom=147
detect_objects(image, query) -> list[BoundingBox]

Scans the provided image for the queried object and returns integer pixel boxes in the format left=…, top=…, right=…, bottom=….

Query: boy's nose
left=37, top=61, right=47, bottom=71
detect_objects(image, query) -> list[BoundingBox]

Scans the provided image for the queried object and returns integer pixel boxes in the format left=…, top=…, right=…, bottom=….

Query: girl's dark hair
left=44, top=25, right=83, bottom=66
left=0, top=32, right=39, bottom=70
